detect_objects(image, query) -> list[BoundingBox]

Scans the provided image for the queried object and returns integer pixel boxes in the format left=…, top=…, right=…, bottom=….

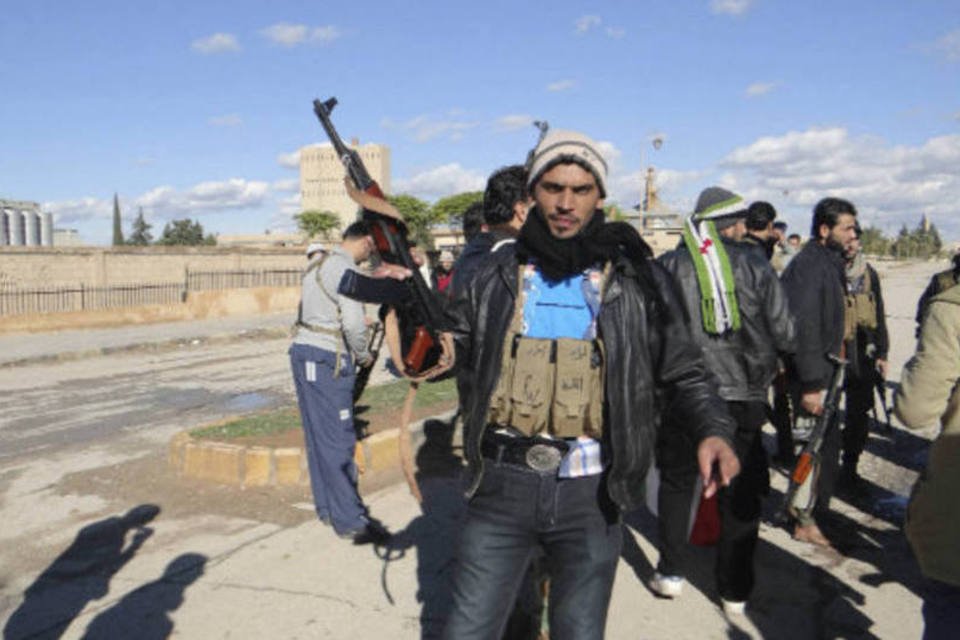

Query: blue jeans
left=289, top=343, right=366, bottom=535
left=442, top=462, right=622, bottom=640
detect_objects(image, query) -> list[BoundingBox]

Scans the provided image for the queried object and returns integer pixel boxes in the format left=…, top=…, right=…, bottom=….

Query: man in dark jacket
left=654, top=187, right=795, bottom=614
left=780, top=197, right=859, bottom=546
left=741, top=200, right=778, bottom=260
left=441, top=129, right=739, bottom=639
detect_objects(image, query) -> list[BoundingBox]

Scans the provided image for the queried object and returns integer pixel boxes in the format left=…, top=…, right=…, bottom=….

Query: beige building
left=299, top=141, right=391, bottom=231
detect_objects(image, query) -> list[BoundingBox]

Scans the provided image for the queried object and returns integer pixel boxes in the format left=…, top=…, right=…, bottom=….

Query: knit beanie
left=527, top=129, right=608, bottom=197
left=693, top=187, right=746, bottom=230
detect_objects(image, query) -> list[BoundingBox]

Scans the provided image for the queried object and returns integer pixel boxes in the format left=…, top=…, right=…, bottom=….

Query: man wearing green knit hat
left=652, top=186, right=796, bottom=615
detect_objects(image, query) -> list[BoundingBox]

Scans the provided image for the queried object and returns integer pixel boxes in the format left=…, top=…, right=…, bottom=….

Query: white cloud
left=260, top=23, right=340, bottom=47
left=547, top=79, right=576, bottom=92
left=208, top=114, right=242, bottom=127
left=134, top=178, right=270, bottom=219
left=276, top=193, right=303, bottom=217
left=272, top=178, right=300, bottom=192
left=606, top=27, right=626, bottom=39
left=745, top=82, right=776, bottom=97
left=43, top=197, right=113, bottom=225
left=710, top=0, right=754, bottom=16
left=383, top=114, right=479, bottom=143
left=575, top=15, right=602, bottom=34
left=495, top=114, right=534, bottom=132
left=191, top=33, right=241, bottom=54
left=931, top=28, right=960, bottom=62
left=277, top=149, right=302, bottom=169
left=719, top=127, right=960, bottom=235
left=393, top=164, right=486, bottom=200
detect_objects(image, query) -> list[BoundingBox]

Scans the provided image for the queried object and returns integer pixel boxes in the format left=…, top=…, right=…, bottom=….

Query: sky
left=2, top=0, right=958, bottom=246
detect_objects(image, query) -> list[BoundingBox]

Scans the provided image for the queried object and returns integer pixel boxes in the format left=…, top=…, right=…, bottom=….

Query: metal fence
left=186, top=269, right=301, bottom=291
left=0, top=269, right=301, bottom=316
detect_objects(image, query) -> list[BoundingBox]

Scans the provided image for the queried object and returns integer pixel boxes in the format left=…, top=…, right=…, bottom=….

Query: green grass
left=190, top=377, right=457, bottom=440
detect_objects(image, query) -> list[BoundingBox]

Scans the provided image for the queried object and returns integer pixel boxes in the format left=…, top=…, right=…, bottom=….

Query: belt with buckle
left=481, top=435, right=569, bottom=472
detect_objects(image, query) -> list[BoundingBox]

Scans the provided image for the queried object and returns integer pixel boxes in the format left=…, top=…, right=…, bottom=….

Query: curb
left=0, top=327, right=290, bottom=369
left=168, top=409, right=458, bottom=490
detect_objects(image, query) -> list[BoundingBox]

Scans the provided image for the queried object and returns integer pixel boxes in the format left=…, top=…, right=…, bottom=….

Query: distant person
left=839, top=225, right=888, bottom=491
left=449, top=164, right=529, bottom=299
left=432, top=250, right=455, bottom=295
left=741, top=201, right=777, bottom=260
left=771, top=221, right=795, bottom=272
left=460, top=201, right=488, bottom=244
left=289, top=223, right=388, bottom=544
left=895, top=279, right=960, bottom=639
left=780, top=197, right=859, bottom=546
left=915, top=250, right=960, bottom=335
left=655, top=187, right=795, bottom=614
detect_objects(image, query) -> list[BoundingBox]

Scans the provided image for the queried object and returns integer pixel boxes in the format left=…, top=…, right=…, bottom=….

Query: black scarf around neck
left=516, top=207, right=653, bottom=281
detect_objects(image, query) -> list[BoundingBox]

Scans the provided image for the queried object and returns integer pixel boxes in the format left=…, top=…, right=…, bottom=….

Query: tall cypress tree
left=112, top=193, right=124, bottom=246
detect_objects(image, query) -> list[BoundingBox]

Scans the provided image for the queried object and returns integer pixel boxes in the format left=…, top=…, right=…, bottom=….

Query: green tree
left=128, top=207, right=153, bottom=246
left=430, top=191, right=483, bottom=228
left=387, top=194, right=437, bottom=249
left=295, top=210, right=341, bottom=241
left=603, top=203, right=628, bottom=222
left=112, top=193, right=124, bottom=246
left=859, top=225, right=889, bottom=257
left=157, top=218, right=216, bottom=246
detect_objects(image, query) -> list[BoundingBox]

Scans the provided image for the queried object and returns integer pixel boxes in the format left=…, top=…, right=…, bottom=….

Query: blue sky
left=2, top=0, right=958, bottom=245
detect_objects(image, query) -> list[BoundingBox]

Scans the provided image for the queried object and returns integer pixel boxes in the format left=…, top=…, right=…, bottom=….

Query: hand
left=801, top=390, right=824, bottom=415
left=697, top=436, right=740, bottom=499
left=876, top=359, right=888, bottom=378
left=372, top=263, right=412, bottom=280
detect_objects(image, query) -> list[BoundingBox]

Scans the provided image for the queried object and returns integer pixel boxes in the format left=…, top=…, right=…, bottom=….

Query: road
left=0, top=258, right=950, bottom=638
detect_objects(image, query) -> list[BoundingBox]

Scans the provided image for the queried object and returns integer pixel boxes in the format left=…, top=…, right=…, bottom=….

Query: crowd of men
left=289, top=127, right=956, bottom=638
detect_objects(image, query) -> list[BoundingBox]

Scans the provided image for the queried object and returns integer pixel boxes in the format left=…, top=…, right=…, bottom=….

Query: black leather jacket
left=445, top=245, right=736, bottom=512
left=658, top=239, right=796, bottom=402
left=780, top=240, right=846, bottom=392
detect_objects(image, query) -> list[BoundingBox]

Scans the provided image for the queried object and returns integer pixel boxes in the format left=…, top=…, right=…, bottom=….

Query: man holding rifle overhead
left=289, top=224, right=392, bottom=545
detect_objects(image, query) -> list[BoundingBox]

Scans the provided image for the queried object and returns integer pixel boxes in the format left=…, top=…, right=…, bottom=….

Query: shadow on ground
left=3, top=504, right=207, bottom=640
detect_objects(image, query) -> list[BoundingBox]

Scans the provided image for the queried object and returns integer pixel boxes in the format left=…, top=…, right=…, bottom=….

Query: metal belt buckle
left=525, top=444, right=562, bottom=472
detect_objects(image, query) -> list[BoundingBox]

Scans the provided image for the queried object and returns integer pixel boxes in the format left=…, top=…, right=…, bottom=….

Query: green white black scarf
left=682, top=216, right=741, bottom=335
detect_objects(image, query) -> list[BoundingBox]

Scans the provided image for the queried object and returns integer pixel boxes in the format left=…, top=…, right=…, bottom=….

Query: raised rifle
left=312, top=97, right=449, bottom=379
left=776, top=354, right=847, bottom=523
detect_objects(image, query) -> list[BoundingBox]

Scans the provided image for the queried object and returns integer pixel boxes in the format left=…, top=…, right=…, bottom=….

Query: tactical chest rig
left=843, top=267, right=878, bottom=342
left=487, top=264, right=609, bottom=441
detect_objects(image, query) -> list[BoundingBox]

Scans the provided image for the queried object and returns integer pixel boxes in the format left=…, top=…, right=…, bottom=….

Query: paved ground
left=0, top=259, right=950, bottom=639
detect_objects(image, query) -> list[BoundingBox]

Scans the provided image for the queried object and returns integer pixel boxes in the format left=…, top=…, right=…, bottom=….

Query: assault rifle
left=312, top=97, right=449, bottom=378
left=776, top=354, right=847, bottom=523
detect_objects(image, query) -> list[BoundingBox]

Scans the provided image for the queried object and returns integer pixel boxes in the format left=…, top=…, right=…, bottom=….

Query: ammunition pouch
left=488, top=334, right=605, bottom=439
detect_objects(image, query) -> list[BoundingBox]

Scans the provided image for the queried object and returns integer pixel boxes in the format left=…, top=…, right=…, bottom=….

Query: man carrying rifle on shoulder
left=839, top=224, right=889, bottom=493
left=780, top=197, right=859, bottom=546
left=289, top=224, right=391, bottom=545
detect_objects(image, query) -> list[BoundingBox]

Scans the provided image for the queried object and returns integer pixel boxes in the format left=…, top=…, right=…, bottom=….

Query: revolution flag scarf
left=681, top=215, right=741, bottom=335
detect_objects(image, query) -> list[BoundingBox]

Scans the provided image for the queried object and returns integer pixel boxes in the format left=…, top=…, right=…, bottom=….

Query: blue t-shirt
left=520, top=264, right=603, bottom=340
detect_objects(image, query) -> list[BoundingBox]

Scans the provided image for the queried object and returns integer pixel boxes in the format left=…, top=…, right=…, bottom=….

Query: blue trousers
left=442, top=462, right=622, bottom=640
left=289, top=343, right=366, bottom=535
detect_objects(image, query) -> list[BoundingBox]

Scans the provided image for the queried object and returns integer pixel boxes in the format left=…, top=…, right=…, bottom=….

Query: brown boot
left=793, top=522, right=832, bottom=547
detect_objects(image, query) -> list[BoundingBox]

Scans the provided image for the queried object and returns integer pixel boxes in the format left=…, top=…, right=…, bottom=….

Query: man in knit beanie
left=442, top=131, right=740, bottom=638
left=653, top=185, right=795, bottom=614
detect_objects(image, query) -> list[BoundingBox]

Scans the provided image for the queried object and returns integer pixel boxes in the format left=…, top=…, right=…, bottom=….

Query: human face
left=820, top=213, right=857, bottom=254
left=532, top=163, right=603, bottom=239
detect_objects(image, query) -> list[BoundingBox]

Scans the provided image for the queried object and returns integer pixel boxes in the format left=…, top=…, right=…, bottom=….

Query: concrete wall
left=0, top=246, right=305, bottom=288
left=0, top=286, right=299, bottom=334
